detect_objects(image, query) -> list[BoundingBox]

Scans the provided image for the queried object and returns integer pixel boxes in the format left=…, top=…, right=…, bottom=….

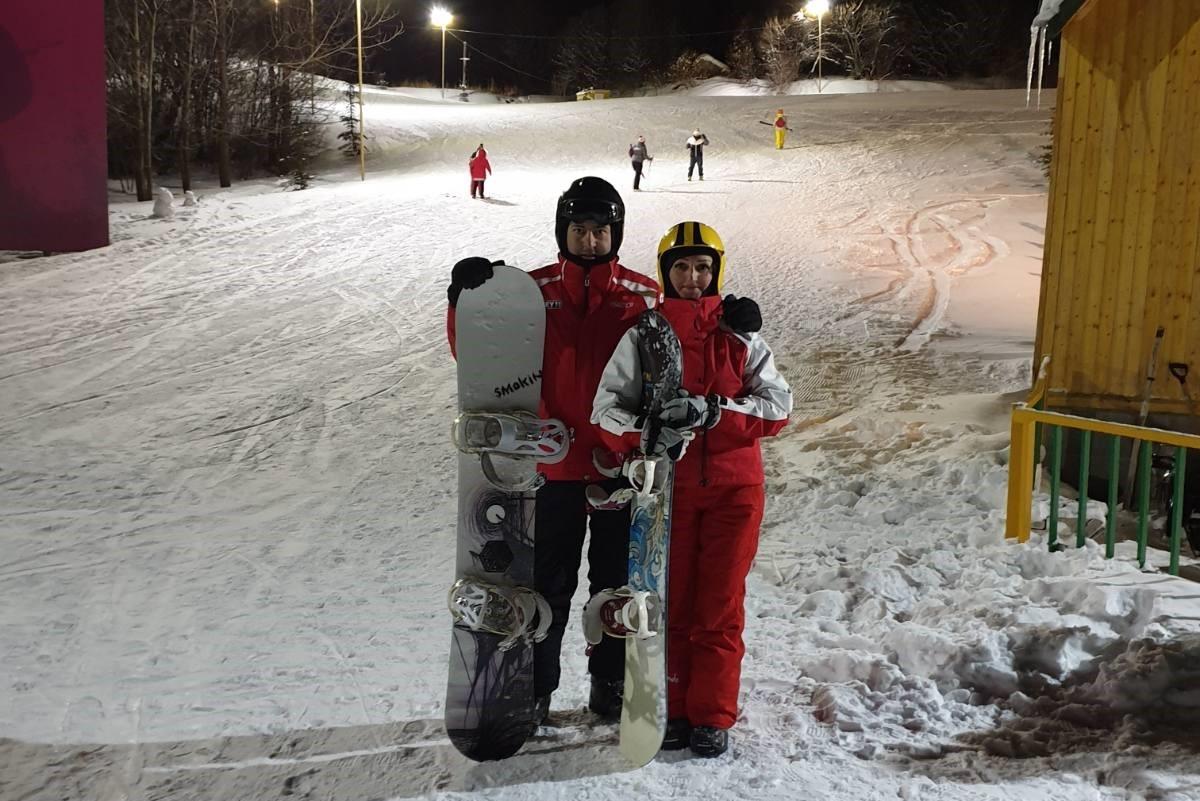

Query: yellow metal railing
left=1006, top=403, right=1200, bottom=574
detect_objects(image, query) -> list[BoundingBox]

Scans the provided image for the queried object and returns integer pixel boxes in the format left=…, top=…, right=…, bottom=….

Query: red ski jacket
left=469, top=151, right=491, bottom=180
left=448, top=257, right=660, bottom=481
left=592, top=295, right=791, bottom=488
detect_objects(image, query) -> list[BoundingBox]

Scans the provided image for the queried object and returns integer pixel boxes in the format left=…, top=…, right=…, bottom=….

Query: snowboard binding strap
left=447, top=578, right=552, bottom=651
left=452, top=412, right=568, bottom=462
left=583, top=586, right=661, bottom=643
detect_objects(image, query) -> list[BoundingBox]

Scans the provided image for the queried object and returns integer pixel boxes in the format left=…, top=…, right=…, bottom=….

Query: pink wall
left=0, top=1, right=109, bottom=252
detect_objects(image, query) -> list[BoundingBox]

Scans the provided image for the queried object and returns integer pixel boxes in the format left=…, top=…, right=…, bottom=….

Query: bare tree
left=106, top=0, right=404, bottom=194
left=758, top=17, right=813, bottom=92
left=725, top=31, right=758, bottom=82
left=903, top=0, right=1012, bottom=79
left=825, top=0, right=900, bottom=81
left=106, top=0, right=166, bottom=200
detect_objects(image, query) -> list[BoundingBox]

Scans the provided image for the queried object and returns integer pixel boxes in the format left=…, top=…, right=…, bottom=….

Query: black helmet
left=555, top=176, right=624, bottom=266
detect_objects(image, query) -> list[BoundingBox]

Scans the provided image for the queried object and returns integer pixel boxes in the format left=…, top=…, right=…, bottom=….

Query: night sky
left=375, top=0, right=1039, bottom=91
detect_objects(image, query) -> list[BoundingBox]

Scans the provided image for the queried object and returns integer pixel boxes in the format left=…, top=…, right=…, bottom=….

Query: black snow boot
left=588, top=676, right=623, bottom=721
left=689, top=725, right=729, bottom=757
left=661, top=718, right=691, bottom=750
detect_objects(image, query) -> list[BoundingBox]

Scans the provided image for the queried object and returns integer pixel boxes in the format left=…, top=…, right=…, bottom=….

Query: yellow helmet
left=657, top=221, right=726, bottom=297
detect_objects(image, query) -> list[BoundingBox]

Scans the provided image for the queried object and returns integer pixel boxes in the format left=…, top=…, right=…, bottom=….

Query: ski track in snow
left=5, top=88, right=1200, bottom=801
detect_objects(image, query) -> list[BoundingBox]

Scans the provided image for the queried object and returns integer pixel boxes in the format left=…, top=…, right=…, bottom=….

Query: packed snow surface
left=4, top=87, right=1200, bottom=800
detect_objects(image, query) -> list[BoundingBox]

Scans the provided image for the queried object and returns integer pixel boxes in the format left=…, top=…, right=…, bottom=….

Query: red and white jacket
left=469, top=149, right=491, bottom=180
left=448, top=256, right=660, bottom=482
left=591, top=295, right=791, bottom=488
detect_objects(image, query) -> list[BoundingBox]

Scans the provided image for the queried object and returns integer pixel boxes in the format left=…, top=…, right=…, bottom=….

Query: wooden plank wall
left=1036, top=0, right=1200, bottom=415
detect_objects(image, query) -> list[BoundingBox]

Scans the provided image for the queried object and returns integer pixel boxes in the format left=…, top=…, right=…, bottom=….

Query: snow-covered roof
left=696, top=53, right=729, bottom=74
left=1032, top=0, right=1088, bottom=34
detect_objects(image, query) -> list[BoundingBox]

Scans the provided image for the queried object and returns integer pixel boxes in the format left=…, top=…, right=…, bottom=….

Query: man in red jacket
left=591, top=221, right=791, bottom=757
left=446, top=177, right=660, bottom=724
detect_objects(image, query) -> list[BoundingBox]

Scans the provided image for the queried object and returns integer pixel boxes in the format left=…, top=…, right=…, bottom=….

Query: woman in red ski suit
left=591, top=221, right=791, bottom=757
left=469, top=145, right=491, bottom=198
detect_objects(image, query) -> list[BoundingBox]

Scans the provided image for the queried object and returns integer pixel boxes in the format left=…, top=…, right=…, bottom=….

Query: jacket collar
left=659, top=295, right=722, bottom=337
left=558, top=255, right=620, bottom=310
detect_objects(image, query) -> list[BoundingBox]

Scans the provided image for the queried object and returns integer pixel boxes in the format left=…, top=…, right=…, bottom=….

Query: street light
left=799, top=0, right=831, bottom=93
left=431, top=6, right=453, bottom=99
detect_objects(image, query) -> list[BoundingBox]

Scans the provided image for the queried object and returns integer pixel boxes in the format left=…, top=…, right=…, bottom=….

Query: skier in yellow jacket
left=773, top=109, right=788, bottom=150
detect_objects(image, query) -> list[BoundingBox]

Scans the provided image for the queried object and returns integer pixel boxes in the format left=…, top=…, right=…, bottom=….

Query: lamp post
left=460, top=40, right=469, bottom=92
left=800, top=0, right=831, bottom=93
left=431, top=7, right=453, bottom=99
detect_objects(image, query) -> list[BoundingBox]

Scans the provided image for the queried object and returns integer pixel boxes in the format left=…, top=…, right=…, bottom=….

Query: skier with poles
left=686, top=129, right=709, bottom=181
left=629, top=135, right=653, bottom=191
left=446, top=177, right=661, bottom=726
left=591, top=221, right=792, bottom=757
left=773, top=109, right=789, bottom=149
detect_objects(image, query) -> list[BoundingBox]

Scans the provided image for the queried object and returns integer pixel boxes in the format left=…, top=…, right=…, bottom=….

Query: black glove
left=448, top=257, right=503, bottom=307
left=722, top=294, right=762, bottom=334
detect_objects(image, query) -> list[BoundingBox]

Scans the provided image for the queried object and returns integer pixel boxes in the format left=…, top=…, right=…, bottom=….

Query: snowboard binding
left=585, top=449, right=672, bottom=510
left=452, top=412, right=568, bottom=492
left=447, top=577, right=552, bottom=651
left=583, top=586, right=662, bottom=643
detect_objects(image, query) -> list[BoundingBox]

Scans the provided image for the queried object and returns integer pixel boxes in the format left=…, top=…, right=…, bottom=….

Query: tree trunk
left=132, top=1, right=152, bottom=200
left=143, top=1, right=157, bottom=198
left=178, top=0, right=197, bottom=191
left=216, top=2, right=231, bottom=188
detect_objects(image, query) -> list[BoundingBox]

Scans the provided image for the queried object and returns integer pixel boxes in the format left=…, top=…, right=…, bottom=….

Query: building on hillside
left=1033, top=0, right=1200, bottom=439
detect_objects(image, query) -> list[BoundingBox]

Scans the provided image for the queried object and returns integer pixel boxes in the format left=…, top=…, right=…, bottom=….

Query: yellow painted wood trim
left=1005, top=411, right=1037, bottom=542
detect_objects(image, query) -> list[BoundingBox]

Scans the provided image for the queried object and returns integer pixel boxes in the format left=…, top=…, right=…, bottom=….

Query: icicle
left=1036, top=26, right=1047, bottom=110
left=1026, top=26, right=1039, bottom=108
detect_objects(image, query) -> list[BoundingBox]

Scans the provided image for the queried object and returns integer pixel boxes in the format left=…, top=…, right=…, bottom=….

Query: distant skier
left=773, top=109, right=788, bottom=150
left=592, top=220, right=792, bottom=757
left=445, top=177, right=661, bottom=726
left=469, top=144, right=491, bottom=198
left=686, top=129, right=709, bottom=181
left=628, top=135, right=653, bottom=191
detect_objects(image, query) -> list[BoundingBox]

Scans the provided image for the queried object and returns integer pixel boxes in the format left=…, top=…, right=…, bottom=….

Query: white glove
left=659, top=393, right=721, bottom=431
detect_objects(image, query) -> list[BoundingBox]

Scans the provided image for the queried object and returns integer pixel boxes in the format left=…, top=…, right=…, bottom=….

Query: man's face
left=669, top=254, right=714, bottom=299
left=566, top=221, right=612, bottom=259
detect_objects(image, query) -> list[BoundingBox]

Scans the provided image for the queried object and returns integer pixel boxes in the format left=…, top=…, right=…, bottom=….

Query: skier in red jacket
left=446, top=177, right=661, bottom=724
left=591, top=221, right=791, bottom=757
left=469, top=145, right=491, bottom=198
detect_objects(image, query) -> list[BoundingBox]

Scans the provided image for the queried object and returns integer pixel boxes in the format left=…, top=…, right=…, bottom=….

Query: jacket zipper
left=699, top=327, right=710, bottom=487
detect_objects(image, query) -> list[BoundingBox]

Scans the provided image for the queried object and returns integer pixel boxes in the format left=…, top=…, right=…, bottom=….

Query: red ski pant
left=667, top=482, right=764, bottom=729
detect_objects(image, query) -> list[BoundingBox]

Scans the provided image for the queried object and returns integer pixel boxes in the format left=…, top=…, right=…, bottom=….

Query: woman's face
left=669, top=254, right=713, bottom=299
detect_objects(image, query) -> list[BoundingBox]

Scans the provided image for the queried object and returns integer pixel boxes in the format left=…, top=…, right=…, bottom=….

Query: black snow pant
left=688, top=151, right=703, bottom=179
left=470, top=179, right=485, bottom=198
left=534, top=478, right=630, bottom=698
left=632, top=160, right=644, bottom=190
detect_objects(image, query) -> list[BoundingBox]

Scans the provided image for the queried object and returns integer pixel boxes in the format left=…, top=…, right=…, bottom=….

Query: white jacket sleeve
left=591, top=327, right=644, bottom=437
left=709, top=333, right=792, bottom=441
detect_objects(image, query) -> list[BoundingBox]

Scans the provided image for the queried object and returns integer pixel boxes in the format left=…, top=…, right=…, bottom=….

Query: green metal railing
left=1007, top=406, right=1199, bottom=575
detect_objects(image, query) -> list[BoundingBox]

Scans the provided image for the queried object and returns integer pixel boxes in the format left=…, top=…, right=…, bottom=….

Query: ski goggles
left=558, top=198, right=623, bottom=225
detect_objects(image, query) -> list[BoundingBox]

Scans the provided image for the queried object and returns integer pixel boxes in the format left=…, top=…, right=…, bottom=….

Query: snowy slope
left=4, top=87, right=1200, bottom=801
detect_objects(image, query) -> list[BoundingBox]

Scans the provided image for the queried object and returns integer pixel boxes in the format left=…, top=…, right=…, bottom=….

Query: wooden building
left=1034, top=0, right=1200, bottom=427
